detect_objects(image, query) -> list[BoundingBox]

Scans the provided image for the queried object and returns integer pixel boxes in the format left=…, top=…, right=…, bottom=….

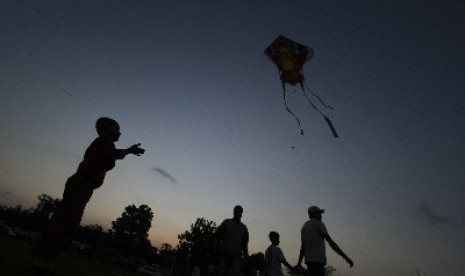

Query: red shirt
left=76, top=137, right=125, bottom=188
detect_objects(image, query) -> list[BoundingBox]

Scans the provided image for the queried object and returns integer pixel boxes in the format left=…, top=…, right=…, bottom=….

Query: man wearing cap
left=217, top=205, right=249, bottom=276
left=297, top=206, right=353, bottom=276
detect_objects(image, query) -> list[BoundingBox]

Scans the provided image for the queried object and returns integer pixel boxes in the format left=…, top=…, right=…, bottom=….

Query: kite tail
left=322, top=115, right=339, bottom=138
left=282, top=83, right=304, bottom=135
left=302, top=82, right=334, bottom=110
left=301, top=88, right=339, bottom=138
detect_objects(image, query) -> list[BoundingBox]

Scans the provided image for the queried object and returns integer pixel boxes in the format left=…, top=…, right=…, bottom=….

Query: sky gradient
left=1, top=1, right=465, bottom=275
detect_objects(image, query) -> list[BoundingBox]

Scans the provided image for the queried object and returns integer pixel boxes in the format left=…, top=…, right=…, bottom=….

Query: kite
left=265, top=35, right=338, bottom=137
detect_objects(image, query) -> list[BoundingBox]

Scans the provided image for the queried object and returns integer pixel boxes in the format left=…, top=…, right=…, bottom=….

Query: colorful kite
left=265, top=35, right=338, bottom=137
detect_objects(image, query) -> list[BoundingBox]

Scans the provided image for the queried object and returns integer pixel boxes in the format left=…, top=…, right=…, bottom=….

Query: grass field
left=0, top=234, right=143, bottom=276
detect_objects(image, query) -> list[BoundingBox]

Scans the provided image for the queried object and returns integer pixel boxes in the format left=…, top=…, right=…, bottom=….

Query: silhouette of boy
left=296, top=206, right=353, bottom=276
left=31, top=117, right=145, bottom=275
left=265, top=231, right=293, bottom=276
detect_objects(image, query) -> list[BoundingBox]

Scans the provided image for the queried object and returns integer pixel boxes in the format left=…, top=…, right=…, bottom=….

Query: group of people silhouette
left=216, top=205, right=353, bottom=276
left=30, top=117, right=353, bottom=276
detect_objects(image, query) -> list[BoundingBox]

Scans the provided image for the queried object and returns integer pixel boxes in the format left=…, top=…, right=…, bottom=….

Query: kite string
left=302, top=81, right=334, bottom=110
left=282, top=83, right=304, bottom=135
left=300, top=85, right=339, bottom=138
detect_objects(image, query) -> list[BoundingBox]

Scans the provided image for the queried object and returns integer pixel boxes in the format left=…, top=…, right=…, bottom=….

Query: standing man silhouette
left=297, top=206, right=353, bottom=276
left=217, top=205, right=249, bottom=276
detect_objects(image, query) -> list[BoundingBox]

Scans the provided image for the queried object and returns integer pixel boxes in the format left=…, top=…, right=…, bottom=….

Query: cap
left=308, top=206, right=325, bottom=214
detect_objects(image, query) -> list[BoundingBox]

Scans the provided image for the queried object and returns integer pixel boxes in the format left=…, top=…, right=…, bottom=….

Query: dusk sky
left=1, top=1, right=465, bottom=275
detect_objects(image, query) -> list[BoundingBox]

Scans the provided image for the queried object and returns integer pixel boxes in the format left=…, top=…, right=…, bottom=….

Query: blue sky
left=1, top=1, right=464, bottom=275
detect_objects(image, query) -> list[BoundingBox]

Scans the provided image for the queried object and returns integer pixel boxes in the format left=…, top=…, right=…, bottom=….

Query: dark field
left=0, top=235, right=142, bottom=276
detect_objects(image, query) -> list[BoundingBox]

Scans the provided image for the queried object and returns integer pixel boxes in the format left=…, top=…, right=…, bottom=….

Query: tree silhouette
left=0, top=204, right=31, bottom=225
left=161, top=243, right=173, bottom=251
left=1, top=194, right=60, bottom=232
left=245, top=252, right=265, bottom=276
left=109, top=204, right=156, bottom=264
left=158, top=243, right=176, bottom=270
left=76, top=223, right=106, bottom=247
left=34, top=194, right=61, bottom=219
left=110, top=204, right=153, bottom=245
left=177, top=217, right=218, bottom=272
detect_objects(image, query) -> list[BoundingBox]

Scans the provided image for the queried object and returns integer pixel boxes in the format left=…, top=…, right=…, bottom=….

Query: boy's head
left=269, top=231, right=280, bottom=245
left=96, top=117, right=121, bottom=141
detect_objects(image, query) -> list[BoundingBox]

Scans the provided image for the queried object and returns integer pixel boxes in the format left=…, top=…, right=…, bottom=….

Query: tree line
left=0, top=194, right=266, bottom=275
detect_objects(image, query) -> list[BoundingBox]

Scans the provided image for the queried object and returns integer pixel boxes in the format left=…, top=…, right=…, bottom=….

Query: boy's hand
left=293, top=265, right=303, bottom=273
left=128, top=143, right=145, bottom=156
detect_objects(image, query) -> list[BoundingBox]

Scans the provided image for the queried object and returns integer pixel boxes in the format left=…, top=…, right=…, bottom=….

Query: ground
left=0, top=234, right=143, bottom=276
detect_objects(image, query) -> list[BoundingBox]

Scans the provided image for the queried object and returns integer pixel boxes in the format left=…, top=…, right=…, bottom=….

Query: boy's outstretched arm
left=124, top=143, right=145, bottom=156
left=323, top=234, right=354, bottom=267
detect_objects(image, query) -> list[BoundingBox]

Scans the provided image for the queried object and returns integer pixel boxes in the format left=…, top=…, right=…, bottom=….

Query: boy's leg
left=32, top=174, right=94, bottom=266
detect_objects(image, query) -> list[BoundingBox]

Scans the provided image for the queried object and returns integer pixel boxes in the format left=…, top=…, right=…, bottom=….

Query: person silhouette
left=216, top=205, right=249, bottom=276
left=31, top=117, right=145, bottom=275
left=296, top=206, right=353, bottom=276
left=265, top=231, right=294, bottom=276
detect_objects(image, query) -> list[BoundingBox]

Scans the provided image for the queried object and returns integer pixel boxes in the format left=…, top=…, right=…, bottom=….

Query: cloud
left=0, top=190, right=13, bottom=196
left=153, top=167, right=177, bottom=184
left=18, top=139, right=81, bottom=161
left=417, top=200, right=451, bottom=226
left=0, top=190, right=17, bottom=204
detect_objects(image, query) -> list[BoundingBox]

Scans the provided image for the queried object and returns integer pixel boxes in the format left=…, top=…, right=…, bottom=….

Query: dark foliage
left=176, top=217, right=218, bottom=272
